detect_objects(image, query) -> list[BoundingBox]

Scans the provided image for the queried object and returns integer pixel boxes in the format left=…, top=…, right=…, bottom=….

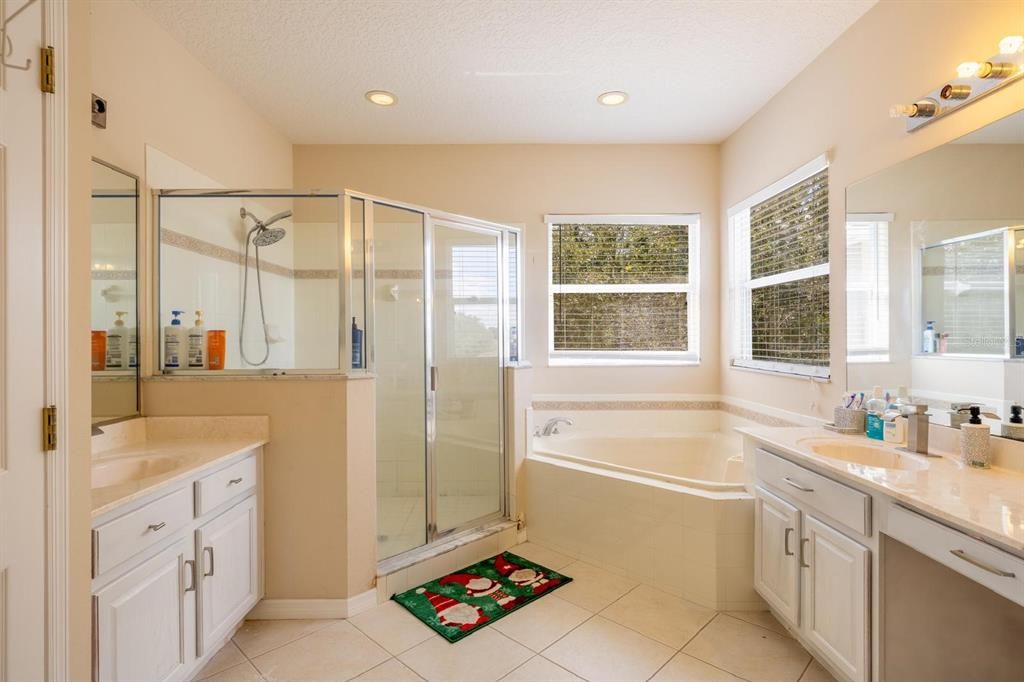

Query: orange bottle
left=91, top=331, right=107, bottom=371
left=207, top=330, right=226, bottom=370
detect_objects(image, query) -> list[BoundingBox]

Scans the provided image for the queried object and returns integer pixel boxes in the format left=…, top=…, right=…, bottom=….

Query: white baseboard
left=247, top=589, right=377, bottom=620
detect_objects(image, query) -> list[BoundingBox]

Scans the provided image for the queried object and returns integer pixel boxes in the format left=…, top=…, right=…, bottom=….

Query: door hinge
left=43, top=405, right=57, bottom=451
left=40, top=46, right=55, bottom=94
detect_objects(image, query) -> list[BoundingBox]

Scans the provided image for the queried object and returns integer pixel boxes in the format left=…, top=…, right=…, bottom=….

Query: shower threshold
left=377, top=518, right=517, bottom=577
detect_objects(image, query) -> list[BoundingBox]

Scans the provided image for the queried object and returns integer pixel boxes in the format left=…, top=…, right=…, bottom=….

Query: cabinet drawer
left=195, top=455, right=257, bottom=517
left=886, top=504, right=1024, bottom=607
left=755, top=449, right=871, bottom=536
left=93, top=487, right=193, bottom=576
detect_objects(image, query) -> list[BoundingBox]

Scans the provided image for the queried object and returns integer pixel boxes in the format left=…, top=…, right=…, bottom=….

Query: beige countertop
left=92, top=416, right=269, bottom=518
left=738, top=426, right=1024, bottom=555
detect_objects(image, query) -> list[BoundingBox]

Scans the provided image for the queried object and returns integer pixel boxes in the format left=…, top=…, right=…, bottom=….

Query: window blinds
left=846, top=219, right=890, bottom=360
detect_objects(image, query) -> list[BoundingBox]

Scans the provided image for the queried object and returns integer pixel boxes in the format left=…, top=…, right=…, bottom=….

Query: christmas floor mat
left=391, top=551, right=573, bottom=642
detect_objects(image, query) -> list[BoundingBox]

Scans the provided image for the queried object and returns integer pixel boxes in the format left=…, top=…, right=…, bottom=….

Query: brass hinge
left=43, top=405, right=57, bottom=451
left=40, top=46, right=55, bottom=94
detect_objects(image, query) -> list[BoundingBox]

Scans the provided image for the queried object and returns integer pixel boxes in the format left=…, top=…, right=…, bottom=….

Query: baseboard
left=247, top=589, right=377, bottom=620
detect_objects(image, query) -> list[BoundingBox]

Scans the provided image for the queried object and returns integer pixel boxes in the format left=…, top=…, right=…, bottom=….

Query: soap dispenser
left=105, top=311, right=127, bottom=369
left=188, top=310, right=207, bottom=369
left=960, top=406, right=991, bottom=468
left=164, top=310, right=186, bottom=370
left=1003, top=405, right=1024, bottom=441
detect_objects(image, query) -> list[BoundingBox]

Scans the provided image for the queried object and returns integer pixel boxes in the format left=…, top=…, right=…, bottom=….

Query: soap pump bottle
left=1003, top=405, right=1024, bottom=441
left=922, top=321, right=937, bottom=353
left=164, top=310, right=186, bottom=370
left=188, top=310, right=207, bottom=369
left=866, top=385, right=886, bottom=440
left=961, top=406, right=991, bottom=468
left=105, top=311, right=127, bottom=369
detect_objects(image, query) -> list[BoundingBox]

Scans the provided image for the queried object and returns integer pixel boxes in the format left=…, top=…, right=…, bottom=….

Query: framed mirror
left=91, top=159, right=140, bottom=423
left=845, top=109, right=1024, bottom=439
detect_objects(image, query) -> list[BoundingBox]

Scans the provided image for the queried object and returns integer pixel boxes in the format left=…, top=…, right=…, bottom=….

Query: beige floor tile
left=251, top=621, right=390, bottom=682
left=725, top=610, right=792, bottom=637
left=502, top=656, right=584, bottom=681
left=682, top=615, right=811, bottom=682
left=195, top=641, right=247, bottom=680
left=543, top=616, right=675, bottom=682
left=199, top=661, right=264, bottom=682
left=555, top=561, right=637, bottom=612
left=492, top=596, right=591, bottom=652
left=650, top=652, right=744, bottom=682
left=398, top=628, right=532, bottom=682
left=799, top=658, right=837, bottom=682
left=600, top=584, right=716, bottom=648
left=349, top=601, right=435, bottom=655
left=232, top=619, right=336, bottom=658
left=508, top=543, right=575, bottom=571
left=353, top=658, right=424, bottom=681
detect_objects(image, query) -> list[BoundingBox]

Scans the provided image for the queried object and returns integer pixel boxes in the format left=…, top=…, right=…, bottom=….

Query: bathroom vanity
left=91, top=417, right=268, bottom=682
left=740, top=427, right=1024, bottom=682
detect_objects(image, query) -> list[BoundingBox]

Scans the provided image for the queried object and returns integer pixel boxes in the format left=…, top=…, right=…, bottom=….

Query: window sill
left=548, top=357, right=700, bottom=368
left=730, top=359, right=830, bottom=381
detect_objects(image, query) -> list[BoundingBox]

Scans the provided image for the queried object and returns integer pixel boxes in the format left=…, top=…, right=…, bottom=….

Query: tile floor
left=195, top=542, right=835, bottom=682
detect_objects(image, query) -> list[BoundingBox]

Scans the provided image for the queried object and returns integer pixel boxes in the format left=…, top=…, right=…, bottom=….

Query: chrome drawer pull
left=783, top=477, right=814, bottom=493
left=784, top=527, right=795, bottom=556
left=203, top=546, right=215, bottom=577
left=228, top=477, right=244, bottom=486
left=950, top=549, right=1016, bottom=578
left=147, top=522, right=167, bottom=532
left=184, top=560, right=197, bottom=593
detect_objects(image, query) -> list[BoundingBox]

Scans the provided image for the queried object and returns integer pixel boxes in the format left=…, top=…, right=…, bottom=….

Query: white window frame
left=545, top=214, right=700, bottom=367
left=846, top=212, right=893, bottom=364
left=728, top=155, right=831, bottom=379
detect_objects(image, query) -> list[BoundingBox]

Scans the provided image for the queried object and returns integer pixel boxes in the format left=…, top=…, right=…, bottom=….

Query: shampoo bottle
left=164, top=310, right=186, bottom=370
left=127, top=320, right=138, bottom=369
left=922, top=321, right=936, bottom=353
left=188, top=310, right=207, bottom=369
left=351, top=317, right=363, bottom=369
left=866, top=385, right=886, bottom=440
left=105, top=311, right=127, bottom=369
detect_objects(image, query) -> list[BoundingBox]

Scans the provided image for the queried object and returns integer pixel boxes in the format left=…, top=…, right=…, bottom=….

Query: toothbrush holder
left=833, top=407, right=867, bottom=432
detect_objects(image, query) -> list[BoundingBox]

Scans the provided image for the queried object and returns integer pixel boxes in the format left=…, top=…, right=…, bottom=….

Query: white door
left=754, top=487, right=801, bottom=627
left=94, top=537, right=197, bottom=682
left=0, top=0, right=49, bottom=679
left=801, top=515, right=870, bottom=682
left=197, top=496, right=259, bottom=656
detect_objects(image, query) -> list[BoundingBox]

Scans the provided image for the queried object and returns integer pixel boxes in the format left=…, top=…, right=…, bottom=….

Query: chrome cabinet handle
left=950, top=549, right=1016, bottom=578
left=784, top=527, right=795, bottom=556
left=228, top=477, right=243, bottom=486
left=147, top=522, right=167, bottom=532
left=800, top=538, right=810, bottom=568
left=184, top=559, right=197, bottom=593
left=203, top=546, right=215, bottom=577
left=783, top=477, right=814, bottom=493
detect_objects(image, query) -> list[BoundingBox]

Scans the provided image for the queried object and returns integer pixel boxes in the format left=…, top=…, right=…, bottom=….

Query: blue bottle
left=351, top=317, right=364, bottom=369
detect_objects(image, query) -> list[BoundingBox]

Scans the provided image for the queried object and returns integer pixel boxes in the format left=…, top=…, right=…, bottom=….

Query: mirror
left=91, top=159, right=140, bottom=422
left=845, top=109, right=1024, bottom=438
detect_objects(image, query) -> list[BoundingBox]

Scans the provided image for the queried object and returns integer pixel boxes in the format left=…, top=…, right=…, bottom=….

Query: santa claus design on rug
left=494, top=553, right=561, bottom=595
left=415, top=587, right=489, bottom=631
left=439, top=572, right=518, bottom=608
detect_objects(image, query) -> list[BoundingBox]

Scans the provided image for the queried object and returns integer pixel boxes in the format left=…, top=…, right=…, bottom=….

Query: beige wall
left=294, top=144, right=721, bottom=396
left=719, top=0, right=1024, bottom=419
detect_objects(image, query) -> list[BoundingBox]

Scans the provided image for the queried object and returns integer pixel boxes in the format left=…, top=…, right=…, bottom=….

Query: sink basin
left=798, top=439, right=929, bottom=471
left=92, top=455, right=187, bottom=489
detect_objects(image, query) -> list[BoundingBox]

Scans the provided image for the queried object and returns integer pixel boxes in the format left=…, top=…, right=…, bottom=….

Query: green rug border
left=390, top=551, right=573, bottom=643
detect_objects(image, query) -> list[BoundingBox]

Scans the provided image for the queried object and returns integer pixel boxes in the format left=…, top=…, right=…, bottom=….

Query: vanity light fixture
left=365, top=90, right=397, bottom=106
left=889, top=99, right=938, bottom=119
left=597, top=91, right=628, bottom=106
left=940, top=83, right=971, bottom=100
left=976, top=61, right=1016, bottom=79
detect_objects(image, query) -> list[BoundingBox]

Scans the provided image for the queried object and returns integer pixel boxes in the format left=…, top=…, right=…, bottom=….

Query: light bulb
left=957, top=61, right=981, bottom=78
left=597, top=91, right=628, bottom=106
left=999, top=35, right=1024, bottom=55
left=365, top=90, right=397, bottom=106
left=889, top=104, right=917, bottom=118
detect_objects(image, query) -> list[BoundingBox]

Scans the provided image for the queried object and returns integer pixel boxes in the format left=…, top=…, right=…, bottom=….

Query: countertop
left=92, top=416, right=269, bottom=518
left=738, top=426, right=1024, bottom=555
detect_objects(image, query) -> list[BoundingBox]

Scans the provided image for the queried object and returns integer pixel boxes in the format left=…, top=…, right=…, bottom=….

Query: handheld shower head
left=252, top=227, right=287, bottom=247
left=241, top=208, right=291, bottom=247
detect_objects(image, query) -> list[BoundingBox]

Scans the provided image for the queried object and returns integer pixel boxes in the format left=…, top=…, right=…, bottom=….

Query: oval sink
left=797, top=439, right=929, bottom=471
left=92, top=455, right=187, bottom=489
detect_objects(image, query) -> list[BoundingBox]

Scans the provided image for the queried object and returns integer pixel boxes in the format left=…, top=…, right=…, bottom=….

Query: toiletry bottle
left=1003, top=405, right=1024, bottom=441
left=91, top=331, right=107, bottom=371
left=883, top=407, right=907, bottom=445
left=866, top=385, right=886, bottom=440
left=164, top=310, right=186, bottom=370
left=961, top=406, right=991, bottom=468
left=188, top=310, right=207, bottom=369
left=207, top=330, right=226, bottom=370
left=126, top=319, right=138, bottom=369
left=938, top=332, right=949, bottom=354
left=105, top=311, right=127, bottom=369
left=351, top=317, right=363, bottom=369
left=922, top=321, right=936, bottom=353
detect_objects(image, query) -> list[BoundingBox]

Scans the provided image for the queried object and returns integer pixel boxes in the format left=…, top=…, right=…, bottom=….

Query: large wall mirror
left=91, top=159, right=140, bottom=422
left=846, top=109, right=1023, bottom=438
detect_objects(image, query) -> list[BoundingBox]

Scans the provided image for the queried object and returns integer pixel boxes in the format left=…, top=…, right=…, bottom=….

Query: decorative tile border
left=530, top=398, right=798, bottom=427
left=294, top=269, right=339, bottom=280
left=92, top=270, right=136, bottom=280
left=162, top=228, right=341, bottom=280
left=720, top=402, right=798, bottom=427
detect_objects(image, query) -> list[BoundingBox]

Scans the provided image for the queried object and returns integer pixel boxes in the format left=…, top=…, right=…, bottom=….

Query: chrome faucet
left=900, top=404, right=937, bottom=456
left=535, top=417, right=574, bottom=437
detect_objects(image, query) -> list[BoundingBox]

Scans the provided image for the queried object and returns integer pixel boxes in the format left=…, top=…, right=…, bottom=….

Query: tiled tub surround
left=526, top=408, right=766, bottom=611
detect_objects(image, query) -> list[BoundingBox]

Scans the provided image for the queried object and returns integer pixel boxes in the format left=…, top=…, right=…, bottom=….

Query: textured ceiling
left=137, top=0, right=876, bottom=144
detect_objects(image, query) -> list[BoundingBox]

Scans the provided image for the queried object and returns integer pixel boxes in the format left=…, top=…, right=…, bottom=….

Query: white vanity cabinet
left=92, top=450, right=262, bottom=682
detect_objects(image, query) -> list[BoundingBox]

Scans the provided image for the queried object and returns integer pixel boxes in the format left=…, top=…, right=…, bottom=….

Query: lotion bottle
left=164, top=310, right=185, bottom=370
left=105, top=311, right=127, bottom=369
left=188, top=310, right=207, bottom=369
left=866, top=385, right=886, bottom=440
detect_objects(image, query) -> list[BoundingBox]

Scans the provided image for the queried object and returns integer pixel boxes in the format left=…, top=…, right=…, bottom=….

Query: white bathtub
left=531, top=432, right=745, bottom=492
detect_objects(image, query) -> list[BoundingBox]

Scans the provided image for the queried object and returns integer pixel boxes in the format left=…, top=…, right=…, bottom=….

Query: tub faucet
left=535, top=417, right=573, bottom=437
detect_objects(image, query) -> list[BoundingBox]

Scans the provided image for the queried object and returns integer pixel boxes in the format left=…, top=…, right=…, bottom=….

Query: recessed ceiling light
left=365, top=90, right=397, bottom=107
left=597, top=91, right=628, bottom=106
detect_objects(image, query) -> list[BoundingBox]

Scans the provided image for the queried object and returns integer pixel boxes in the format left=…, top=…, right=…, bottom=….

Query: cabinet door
left=754, top=487, right=801, bottom=627
left=94, top=538, right=197, bottom=682
left=197, top=495, right=259, bottom=656
left=802, top=515, right=870, bottom=682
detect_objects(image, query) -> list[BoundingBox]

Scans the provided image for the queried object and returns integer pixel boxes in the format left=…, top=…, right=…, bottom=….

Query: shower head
left=252, top=227, right=286, bottom=247
left=241, top=208, right=292, bottom=247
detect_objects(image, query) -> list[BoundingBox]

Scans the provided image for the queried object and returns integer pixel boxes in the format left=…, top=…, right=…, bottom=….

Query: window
left=545, top=214, right=699, bottom=365
left=729, top=156, right=830, bottom=378
left=846, top=214, right=891, bottom=362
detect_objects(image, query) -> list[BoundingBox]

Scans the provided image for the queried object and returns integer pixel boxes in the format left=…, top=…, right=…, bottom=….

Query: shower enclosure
left=155, top=189, right=522, bottom=562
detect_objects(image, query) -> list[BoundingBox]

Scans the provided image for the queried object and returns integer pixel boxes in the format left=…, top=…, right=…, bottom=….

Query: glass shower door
left=430, top=221, right=504, bottom=536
